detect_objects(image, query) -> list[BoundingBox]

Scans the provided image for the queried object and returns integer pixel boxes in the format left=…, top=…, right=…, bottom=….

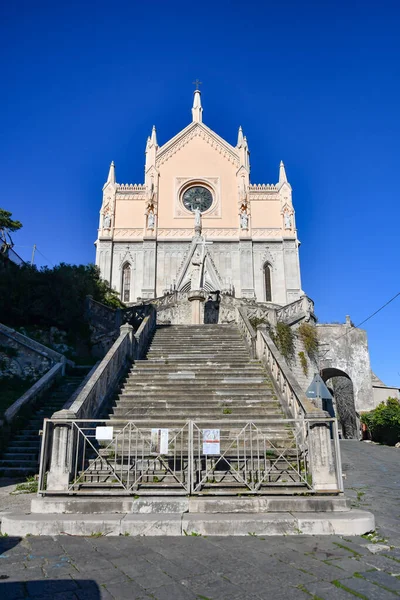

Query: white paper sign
left=95, top=426, right=114, bottom=441
left=150, top=428, right=169, bottom=454
left=202, top=429, right=220, bottom=455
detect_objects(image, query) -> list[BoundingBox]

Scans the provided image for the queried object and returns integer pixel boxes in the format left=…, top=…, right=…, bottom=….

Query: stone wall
left=317, top=322, right=374, bottom=413
left=0, top=324, right=64, bottom=379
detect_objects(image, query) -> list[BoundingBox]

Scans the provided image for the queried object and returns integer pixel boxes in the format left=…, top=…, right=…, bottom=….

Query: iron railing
left=38, top=417, right=343, bottom=496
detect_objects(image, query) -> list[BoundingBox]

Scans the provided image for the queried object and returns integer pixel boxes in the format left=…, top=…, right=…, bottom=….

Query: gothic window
left=264, top=263, right=272, bottom=302
left=122, top=264, right=131, bottom=303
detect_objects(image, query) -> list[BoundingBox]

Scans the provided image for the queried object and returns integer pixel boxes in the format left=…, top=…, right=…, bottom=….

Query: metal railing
left=38, top=417, right=343, bottom=496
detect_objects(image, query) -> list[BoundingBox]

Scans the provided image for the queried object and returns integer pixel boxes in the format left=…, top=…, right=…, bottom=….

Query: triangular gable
left=156, top=122, right=239, bottom=167
left=176, top=239, right=224, bottom=292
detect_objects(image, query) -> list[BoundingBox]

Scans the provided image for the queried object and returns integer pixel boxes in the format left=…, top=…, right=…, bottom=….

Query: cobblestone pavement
left=0, top=440, right=399, bottom=599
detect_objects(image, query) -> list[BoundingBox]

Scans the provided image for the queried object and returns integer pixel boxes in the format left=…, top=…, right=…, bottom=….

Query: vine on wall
left=297, top=322, right=318, bottom=360
left=272, top=322, right=295, bottom=362
left=298, top=351, right=308, bottom=376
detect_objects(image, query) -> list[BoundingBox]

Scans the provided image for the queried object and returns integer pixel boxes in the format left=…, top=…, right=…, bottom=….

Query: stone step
left=0, top=511, right=376, bottom=537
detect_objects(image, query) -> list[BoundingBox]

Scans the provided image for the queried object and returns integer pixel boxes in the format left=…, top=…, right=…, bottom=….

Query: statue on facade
left=103, top=212, right=111, bottom=229
left=190, top=250, right=202, bottom=290
left=284, top=212, right=292, bottom=230
left=147, top=205, right=155, bottom=229
left=194, top=207, right=202, bottom=235
left=239, top=204, right=249, bottom=230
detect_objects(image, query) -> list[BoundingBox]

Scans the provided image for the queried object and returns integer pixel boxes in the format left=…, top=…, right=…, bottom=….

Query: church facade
left=95, top=90, right=302, bottom=306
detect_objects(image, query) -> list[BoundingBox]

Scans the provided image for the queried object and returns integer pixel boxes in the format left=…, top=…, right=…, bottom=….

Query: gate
left=38, top=418, right=343, bottom=495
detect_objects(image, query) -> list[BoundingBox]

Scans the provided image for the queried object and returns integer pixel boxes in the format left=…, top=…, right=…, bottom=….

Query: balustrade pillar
left=307, top=418, right=340, bottom=491
left=46, top=410, right=76, bottom=491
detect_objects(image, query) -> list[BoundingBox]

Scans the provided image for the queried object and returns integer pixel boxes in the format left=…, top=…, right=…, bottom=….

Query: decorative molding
left=113, top=229, right=144, bottom=239
left=157, top=229, right=194, bottom=238
left=116, top=184, right=146, bottom=191
left=116, top=194, right=146, bottom=201
left=249, top=184, right=278, bottom=191
left=119, top=247, right=136, bottom=269
left=251, top=228, right=282, bottom=238
left=156, top=125, right=239, bottom=168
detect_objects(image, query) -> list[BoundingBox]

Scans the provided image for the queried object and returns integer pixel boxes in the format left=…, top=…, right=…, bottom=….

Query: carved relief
left=251, top=229, right=281, bottom=238
left=113, top=229, right=144, bottom=239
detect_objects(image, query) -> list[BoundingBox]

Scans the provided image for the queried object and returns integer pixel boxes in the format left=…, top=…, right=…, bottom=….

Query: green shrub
left=361, top=398, right=400, bottom=446
left=297, top=322, right=318, bottom=359
left=248, top=316, right=269, bottom=330
left=272, top=322, right=294, bottom=361
left=298, top=351, right=308, bottom=377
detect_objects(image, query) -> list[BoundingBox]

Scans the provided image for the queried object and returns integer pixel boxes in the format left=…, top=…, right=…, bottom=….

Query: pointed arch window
left=122, top=264, right=131, bottom=303
left=264, top=263, right=272, bottom=302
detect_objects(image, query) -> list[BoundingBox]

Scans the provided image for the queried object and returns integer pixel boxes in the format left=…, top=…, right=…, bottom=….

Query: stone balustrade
left=234, top=309, right=342, bottom=493
left=45, top=308, right=156, bottom=491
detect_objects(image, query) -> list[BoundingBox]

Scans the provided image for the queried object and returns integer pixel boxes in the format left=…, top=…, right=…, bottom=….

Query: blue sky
left=1, top=0, right=399, bottom=385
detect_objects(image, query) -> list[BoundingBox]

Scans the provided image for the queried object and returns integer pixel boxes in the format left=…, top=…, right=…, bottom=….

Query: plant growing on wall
left=297, top=322, right=318, bottom=360
left=298, top=351, right=308, bottom=376
left=272, top=322, right=294, bottom=362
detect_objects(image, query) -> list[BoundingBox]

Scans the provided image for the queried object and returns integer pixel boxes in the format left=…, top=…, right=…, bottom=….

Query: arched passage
left=320, top=367, right=358, bottom=439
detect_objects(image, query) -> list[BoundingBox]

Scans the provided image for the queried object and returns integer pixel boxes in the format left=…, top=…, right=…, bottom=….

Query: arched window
left=122, top=264, right=131, bottom=303
left=264, top=263, right=272, bottom=302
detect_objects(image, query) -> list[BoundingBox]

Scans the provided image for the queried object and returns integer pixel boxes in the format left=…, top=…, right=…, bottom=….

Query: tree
left=0, top=208, right=22, bottom=251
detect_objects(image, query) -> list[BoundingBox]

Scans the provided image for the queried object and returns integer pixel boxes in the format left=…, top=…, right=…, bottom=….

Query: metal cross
left=192, top=79, right=202, bottom=90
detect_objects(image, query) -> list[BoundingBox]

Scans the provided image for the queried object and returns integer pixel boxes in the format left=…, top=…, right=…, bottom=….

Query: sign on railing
left=38, top=418, right=343, bottom=496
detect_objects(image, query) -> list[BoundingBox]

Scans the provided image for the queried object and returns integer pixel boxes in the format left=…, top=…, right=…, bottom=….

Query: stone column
left=46, top=410, right=76, bottom=491
left=307, top=418, right=340, bottom=491
left=120, top=323, right=134, bottom=359
left=141, top=240, right=157, bottom=299
left=188, top=290, right=206, bottom=324
left=239, top=240, right=255, bottom=298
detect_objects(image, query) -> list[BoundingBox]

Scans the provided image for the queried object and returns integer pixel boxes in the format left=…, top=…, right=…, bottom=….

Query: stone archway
left=320, top=367, right=359, bottom=439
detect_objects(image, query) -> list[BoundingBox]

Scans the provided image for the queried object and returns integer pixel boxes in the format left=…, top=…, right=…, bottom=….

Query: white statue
left=284, top=212, right=292, bottom=230
left=190, top=250, right=202, bottom=290
left=103, top=212, right=111, bottom=229
left=147, top=210, right=155, bottom=229
left=194, top=207, right=201, bottom=228
left=240, top=210, right=248, bottom=230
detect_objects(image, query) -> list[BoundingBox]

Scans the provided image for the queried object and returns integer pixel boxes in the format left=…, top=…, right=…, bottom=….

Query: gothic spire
left=106, top=161, right=115, bottom=185
left=279, top=160, right=288, bottom=185
left=150, top=125, right=158, bottom=147
left=237, top=126, right=244, bottom=148
left=192, top=89, right=203, bottom=123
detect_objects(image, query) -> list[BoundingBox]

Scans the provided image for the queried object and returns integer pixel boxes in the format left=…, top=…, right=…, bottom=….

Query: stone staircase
left=75, top=325, right=305, bottom=494
left=0, top=370, right=89, bottom=477
left=110, top=324, right=284, bottom=424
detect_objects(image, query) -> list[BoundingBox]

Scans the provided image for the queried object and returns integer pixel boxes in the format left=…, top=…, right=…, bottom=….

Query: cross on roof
left=192, top=79, right=202, bottom=90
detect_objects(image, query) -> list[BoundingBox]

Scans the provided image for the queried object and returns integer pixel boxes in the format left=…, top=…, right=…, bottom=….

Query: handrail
left=0, top=323, right=66, bottom=365
left=235, top=307, right=256, bottom=358
left=56, top=306, right=156, bottom=420
left=4, top=361, right=65, bottom=424
left=257, top=327, right=323, bottom=419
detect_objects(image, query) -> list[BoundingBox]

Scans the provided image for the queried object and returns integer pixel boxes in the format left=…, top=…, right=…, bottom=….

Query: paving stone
left=303, top=580, right=357, bottom=599
left=359, top=570, right=400, bottom=593
left=181, top=574, right=247, bottom=600
left=74, top=580, right=113, bottom=600
left=334, top=576, right=395, bottom=599
left=326, top=557, right=364, bottom=573
left=363, top=554, right=400, bottom=574
left=103, top=580, right=149, bottom=599
left=25, top=577, right=79, bottom=597
left=133, top=568, right=175, bottom=591
left=152, top=582, right=198, bottom=600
